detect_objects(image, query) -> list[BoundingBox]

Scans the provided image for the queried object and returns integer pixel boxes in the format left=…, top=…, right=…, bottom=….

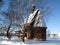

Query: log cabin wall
left=33, top=27, right=46, bottom=40
left=26, top=26, right=47, bottom=40
left=33, top=27, right=43, bottom=40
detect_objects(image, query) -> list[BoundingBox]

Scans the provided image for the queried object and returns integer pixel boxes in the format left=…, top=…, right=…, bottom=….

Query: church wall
left=33, top=27, right=46, bottom=40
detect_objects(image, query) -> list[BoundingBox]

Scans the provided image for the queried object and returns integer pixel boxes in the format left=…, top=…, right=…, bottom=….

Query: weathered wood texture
left=17, top=24, right=47, bottom=41
left=26, top=25, right=47, bottom=40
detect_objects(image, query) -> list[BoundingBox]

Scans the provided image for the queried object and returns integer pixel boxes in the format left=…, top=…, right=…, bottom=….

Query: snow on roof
left=33, top=15, right=46, bottom=27
left=23, top=9, right=46, bottom=27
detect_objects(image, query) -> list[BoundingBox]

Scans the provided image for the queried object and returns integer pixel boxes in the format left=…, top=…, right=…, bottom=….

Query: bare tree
left=0, top=0, right=2, bottom=2
left=0, top=0, right=4, bottom=20
left=0, top=0, right=51, bottom=40
left=1, top=0, right=23, bottom=39
left=0, top=0, right=4, bottom=9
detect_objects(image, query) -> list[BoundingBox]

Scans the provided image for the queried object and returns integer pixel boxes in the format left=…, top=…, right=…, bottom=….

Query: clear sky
left=0, top=0, right=60, bottom=34
left=47, top=0, right=60, bottom=33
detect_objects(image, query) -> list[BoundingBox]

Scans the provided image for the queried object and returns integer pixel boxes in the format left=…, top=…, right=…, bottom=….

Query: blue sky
left=0, top=0, right=60, bottom=34
left=47, top=0, right=60, bottom=33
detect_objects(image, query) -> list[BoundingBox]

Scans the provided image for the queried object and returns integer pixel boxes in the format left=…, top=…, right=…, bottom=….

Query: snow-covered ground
left=0, top=36, right=60, bottom=45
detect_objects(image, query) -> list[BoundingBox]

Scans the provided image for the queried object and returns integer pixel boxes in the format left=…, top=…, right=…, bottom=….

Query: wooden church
left=17, top=9, right=47, bottom=41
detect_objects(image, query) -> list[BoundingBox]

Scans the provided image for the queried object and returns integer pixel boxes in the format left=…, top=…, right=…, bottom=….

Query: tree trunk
left=6, top=23, right=11, bottom=39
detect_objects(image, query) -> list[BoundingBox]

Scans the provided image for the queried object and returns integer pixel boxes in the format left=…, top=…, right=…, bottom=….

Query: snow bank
left=0, top=36, right=60, bottom=45
left=0, top=40, right=60, bottom=45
